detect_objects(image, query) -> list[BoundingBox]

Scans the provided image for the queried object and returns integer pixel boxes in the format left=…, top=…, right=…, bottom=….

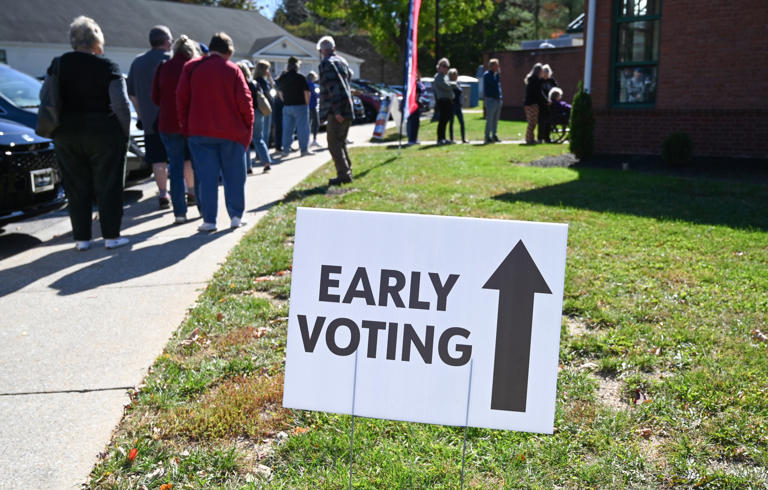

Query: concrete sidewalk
left=0, top=123, right=378, bottom=489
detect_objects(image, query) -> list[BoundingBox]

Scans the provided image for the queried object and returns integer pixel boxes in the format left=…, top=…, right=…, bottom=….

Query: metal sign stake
left=349, top=349, right=359, bottom=490
left=460, top=358, right=474, bottom=490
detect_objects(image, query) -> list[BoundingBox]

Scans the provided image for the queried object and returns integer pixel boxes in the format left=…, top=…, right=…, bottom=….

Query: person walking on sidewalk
left=45, top=16, right=131, bottom=250
left=176, top=32, right=253, bottom=232
left=448, top=68, right=467, bottom=143
left=483, top=58, right=502, bottom=143
left=277, top=56, right=311, bottom=157
left=127, top=25, right=172, bottom=209
left=317, top=35, right=355, bottom=186
left=433, top=58, right=455, bottom=145
left=152, top=35, right=201, bottom=224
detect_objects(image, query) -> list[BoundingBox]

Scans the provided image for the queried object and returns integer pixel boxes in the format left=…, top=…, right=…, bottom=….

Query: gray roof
left=0, top=0, right=362, bottom=62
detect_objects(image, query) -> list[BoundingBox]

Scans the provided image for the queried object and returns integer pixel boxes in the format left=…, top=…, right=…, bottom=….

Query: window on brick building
left=612, top=0, right=661, bottom=105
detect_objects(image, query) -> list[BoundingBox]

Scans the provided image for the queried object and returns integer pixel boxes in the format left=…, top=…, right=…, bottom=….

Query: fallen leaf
left=636, top=428, right=652, bottom=438
left=652, top=346, right=662, bottom=356
left=128, top=448, right=138, bottom=462
left=216, top=313, right=224, bottom=322
left=633, top=389, right=650, bottom=405
left=751, top=329, right=767, bottom=343
left=159, top=484, right=173, bottom=490
left=254, top=276, right=273, bottom=282
left=255, top=327, right=269, bottom=338
left=293, top=427, right=310, bottom=435
left=276, top=269, right=291, bottom=276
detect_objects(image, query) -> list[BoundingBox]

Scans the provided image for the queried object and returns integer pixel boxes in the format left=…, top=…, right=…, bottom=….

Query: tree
left=274, top=0, right=311, bottom=25
left=307, top=0, right=494, bottom=66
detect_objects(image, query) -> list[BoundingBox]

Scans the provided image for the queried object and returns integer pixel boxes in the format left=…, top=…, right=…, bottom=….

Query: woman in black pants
left=46, top=16, right=131, bottom=251
left=433, top=58, right=455, bottom=145
left=448, top=68, right=468, bottom=143
left=538, top=64, right=558, bottom=143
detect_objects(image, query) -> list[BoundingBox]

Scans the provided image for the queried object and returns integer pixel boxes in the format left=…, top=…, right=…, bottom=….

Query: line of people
left=44, top=16, right=356, bottom=251
left=409, top=58, right=571, bottom=146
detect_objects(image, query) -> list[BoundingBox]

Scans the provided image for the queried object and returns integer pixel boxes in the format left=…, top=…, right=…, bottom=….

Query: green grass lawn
left=376, top=113, right=528, bottom=143
left=88, top=144, right=768, bottom=488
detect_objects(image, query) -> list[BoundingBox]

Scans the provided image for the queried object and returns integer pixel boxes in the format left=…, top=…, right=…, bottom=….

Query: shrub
left=662, top=132, right=693, bottom=166
left=569, top=81, right=595, bottom=159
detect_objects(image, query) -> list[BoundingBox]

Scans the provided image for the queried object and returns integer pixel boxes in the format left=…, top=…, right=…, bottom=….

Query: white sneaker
left=311, top=140, right=321, bottom=148
left=75, top=240, right=91, bottom=251
left=104, top=237, right=129, bottom=249
left=174, top=216, right=187, bottom=224
left=198, top=222, right=217, bottom=232
left=230, top=216, right=247, bottom=228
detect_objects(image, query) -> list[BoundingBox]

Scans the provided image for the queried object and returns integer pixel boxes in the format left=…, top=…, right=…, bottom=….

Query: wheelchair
left=548, top=110, right=571, bottom=143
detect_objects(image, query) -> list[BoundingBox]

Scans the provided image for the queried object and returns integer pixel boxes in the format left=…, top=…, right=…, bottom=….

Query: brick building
left=484, top=47, right=584, bottom=120
left=585, top=0, right=768, bottom=158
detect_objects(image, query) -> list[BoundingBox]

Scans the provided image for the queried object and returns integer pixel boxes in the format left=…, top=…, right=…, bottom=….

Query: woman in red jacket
left=176, top=32, right=254, bottom=232
left=152, top=35, right=201, bottom=224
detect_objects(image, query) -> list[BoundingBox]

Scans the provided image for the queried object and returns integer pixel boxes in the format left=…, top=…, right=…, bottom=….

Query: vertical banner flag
left=404, top=0, right=422, bottom=118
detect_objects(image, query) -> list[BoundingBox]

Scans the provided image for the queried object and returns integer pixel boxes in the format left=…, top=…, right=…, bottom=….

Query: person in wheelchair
left=547, top=87, right=571, bottom=142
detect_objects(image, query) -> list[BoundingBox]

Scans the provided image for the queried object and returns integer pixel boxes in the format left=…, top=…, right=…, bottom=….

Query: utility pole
left=435, top=0, right=440, bottom=60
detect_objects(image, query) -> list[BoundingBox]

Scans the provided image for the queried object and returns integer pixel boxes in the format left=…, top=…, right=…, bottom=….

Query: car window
left=0, top=65, right=42, bottom=108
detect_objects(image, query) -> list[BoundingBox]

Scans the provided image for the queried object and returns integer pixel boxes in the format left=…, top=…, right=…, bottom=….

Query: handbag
left=36, top=57, right=61, bottom=138
left=256, top=85, right=272, bottom=116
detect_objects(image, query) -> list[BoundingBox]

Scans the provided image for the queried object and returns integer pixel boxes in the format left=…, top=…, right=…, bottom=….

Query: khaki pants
left=327, top=116, right=352, bottom=178
left=524, top=104, right=539, bottom=143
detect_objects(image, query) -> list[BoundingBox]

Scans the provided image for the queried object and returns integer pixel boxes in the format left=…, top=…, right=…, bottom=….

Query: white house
left=0, top=0, right=363, bottom=78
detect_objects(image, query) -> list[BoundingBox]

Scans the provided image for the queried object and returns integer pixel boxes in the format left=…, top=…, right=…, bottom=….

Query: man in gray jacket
left=433, top=58, right=455, bottom=145
left=317, top=36, right=355, bottom=186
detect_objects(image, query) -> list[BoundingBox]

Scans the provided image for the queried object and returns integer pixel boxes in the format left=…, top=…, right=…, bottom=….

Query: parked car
left=351, top=94, right=366, bottom=123
left=0, top=63, right=149, bottom=182
left=349, top=81, right=383, bottom=122
left=0, top=118, right=65, bottom=226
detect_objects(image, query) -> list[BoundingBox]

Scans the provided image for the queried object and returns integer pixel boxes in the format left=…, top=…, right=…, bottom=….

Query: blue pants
left=262, top=113, right=272, bottom=150
left=282, top=104, right=309, bottom=153
left=187, top=135, right=246, bottom=225
left=252, top=113, right=273, bottom=165
left=160, top=132, right=197, bottom=217
left=485, top=97, right=502, bottom=140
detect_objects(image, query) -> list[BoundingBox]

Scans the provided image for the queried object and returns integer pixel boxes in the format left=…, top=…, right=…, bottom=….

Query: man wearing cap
left=128, top=26, right=172, bottom=208
left=317, top=36, right=354, bottom=185
left=276, top=56, right=311, bottom=157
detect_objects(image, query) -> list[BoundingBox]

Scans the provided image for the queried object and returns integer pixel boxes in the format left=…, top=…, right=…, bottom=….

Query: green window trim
left=610, top=0, right=662, bottom=108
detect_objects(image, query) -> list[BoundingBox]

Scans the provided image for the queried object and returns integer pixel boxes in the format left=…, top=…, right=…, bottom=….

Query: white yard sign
left=283, top=208, right=568, bottom=434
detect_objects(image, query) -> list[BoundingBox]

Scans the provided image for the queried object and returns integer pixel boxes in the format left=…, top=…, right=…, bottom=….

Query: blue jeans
left=262, top=113, right=272, bottom=150
left=187, top=135, right=246, bottom=225
left=282, top=104, right=309, bottom=153
left=252, top=113, right=273, bottom=165
left=485, top=97, right=502, bottom=140
left=160, top=132, right=196, bottom=217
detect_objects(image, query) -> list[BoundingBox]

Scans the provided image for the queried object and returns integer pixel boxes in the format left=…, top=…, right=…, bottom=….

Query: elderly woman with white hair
left=538, top=64, right=559, bottom=143
left=45, top=16, right=132, bottom=250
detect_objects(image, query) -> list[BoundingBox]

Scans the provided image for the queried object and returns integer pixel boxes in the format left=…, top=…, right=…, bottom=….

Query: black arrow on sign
left=483, top=240, right=551, bottom=412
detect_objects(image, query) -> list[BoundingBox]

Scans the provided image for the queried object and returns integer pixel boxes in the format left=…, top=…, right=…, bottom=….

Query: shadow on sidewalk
left=0, top=219, right=232, bottom=297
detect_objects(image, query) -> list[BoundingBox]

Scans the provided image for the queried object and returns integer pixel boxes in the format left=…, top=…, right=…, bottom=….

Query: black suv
left=0, top=63, right=149, bottom=181
left=0, top=118, right=64, bottom=225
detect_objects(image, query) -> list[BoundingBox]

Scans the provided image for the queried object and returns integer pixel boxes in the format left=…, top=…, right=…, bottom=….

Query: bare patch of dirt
left=565, top=316, right=589, bottom=337
left=595, top=375, right=626, bottom=410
